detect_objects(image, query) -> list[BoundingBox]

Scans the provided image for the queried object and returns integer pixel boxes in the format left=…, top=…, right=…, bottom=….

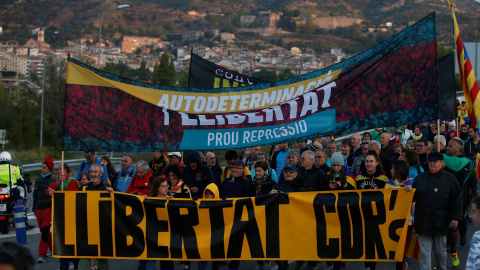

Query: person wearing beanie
left=330, top=152, right=344, bottom=167
left=325, top=152, right=355, bottom=270
left=33, top=157, right=55, bottom=263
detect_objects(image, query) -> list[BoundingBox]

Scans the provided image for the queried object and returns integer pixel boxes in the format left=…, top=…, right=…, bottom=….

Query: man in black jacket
left=298, top=150, right=328, bottom=192
left=409, top=152, right=462, bottom=270
left=296, top=150, right=327, bottom=270
left=463, top=126, right=479, bottom=159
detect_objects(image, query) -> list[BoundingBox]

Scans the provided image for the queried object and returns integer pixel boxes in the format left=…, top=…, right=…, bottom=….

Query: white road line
left=0, top=213, right=40, bottom=239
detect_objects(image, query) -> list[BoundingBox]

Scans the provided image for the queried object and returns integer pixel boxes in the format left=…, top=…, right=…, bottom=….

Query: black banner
left=188, top=52, right=265, bottom=88
left=438, top=52, right=457, bottom=119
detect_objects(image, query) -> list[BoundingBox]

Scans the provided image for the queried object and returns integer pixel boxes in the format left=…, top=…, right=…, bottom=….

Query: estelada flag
left=448, top=0, right=480, bottom=128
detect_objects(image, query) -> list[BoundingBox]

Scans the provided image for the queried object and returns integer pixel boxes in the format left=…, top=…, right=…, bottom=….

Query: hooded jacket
left=182, top=151, right=214, bottom=197
left=203, top=183, right=220, bottom=199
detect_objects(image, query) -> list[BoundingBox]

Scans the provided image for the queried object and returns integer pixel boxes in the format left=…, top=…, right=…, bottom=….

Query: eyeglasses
left=284, top=170, right=295, bottom=175
left=159, top=184, right=169, bottom=188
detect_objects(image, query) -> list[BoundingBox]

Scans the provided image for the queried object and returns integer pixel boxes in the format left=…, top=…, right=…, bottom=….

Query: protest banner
left=63, top=13, right=437, bottom=152
left=188, top=52, right=266, bottom=88
left=52, top=189, right=414, bottom=261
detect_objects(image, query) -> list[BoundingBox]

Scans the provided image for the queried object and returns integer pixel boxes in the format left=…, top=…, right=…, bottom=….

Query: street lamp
left=97, top=4, right=130, bottom=69
left=40, top=52, right=61, bottom=148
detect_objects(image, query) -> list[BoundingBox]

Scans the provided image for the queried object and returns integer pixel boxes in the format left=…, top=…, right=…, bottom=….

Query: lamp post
left=97, top=4, right=130, bottom=69
left=40, top=52, right=61, bottom=148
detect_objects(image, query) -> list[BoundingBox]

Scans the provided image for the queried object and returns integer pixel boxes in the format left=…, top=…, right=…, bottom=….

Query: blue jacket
left=182, top=151, right=214, bottom=198
left=76, top=158, right=108, bottom=184
left=114, top=165, right=136, bottom=193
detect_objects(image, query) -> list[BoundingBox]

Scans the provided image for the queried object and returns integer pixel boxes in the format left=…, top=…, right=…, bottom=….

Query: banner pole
left=437, top=119, right=440, bottom=151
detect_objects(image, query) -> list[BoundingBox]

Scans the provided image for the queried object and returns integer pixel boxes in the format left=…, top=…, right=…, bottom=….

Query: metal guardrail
left=21, top=158, right=123, bottom=173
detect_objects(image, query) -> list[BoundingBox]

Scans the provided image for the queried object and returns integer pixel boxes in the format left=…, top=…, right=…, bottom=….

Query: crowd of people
left=1, top=107, right=479, bottom=270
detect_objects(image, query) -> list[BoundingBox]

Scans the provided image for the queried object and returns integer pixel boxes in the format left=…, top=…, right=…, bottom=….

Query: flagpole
left=186, top=48, right=193, bottom=87
left=437, top=119, right=440, bottom=151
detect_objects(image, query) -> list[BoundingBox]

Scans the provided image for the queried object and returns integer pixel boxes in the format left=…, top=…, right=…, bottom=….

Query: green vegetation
left=0, top=58, right=66, bottom=150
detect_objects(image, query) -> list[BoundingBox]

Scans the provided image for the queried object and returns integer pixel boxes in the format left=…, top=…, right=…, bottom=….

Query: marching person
left=406, top=151, right=462, bottom=270
left=47, top=163, right=80, bottom=270
left=78, top=163, right=112, bottom=270
left=32, top=157, right=55, bottom=263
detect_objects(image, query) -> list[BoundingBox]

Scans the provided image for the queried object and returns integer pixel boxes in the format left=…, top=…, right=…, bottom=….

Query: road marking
left=0, top=213, right=39, bottom=239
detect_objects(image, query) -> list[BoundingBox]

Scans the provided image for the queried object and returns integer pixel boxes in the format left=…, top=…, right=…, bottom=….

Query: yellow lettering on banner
left=52, top=189, right=414, bottom=262
left=66, top=61, right=342, bottom=114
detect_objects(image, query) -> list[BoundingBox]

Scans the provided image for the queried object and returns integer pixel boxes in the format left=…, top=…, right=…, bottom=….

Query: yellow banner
left=66, top=61, right=341, bottom=114
left=52, top=189, right=413, bottom=261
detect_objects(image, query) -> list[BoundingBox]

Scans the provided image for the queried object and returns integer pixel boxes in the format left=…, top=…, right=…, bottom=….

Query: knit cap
left=330, top=152, right=344, bottom=166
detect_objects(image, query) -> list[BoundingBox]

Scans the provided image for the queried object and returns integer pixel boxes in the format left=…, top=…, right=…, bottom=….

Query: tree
left=103, top=63, right=135, bottom=78
left=178, top=67, right=189, bottom=87
left=43, top=57, right=67, bottom=148
left=152, top=62, right=160, bottom=84
left=437, top=44, right=453, bottom=58
left=136, top=58, right=150, bottom=82
left=155, top=53, right=175, bottom=86
left=279, top=68, right=295, bottom=80
left=252, top=69, right=278, bottom=82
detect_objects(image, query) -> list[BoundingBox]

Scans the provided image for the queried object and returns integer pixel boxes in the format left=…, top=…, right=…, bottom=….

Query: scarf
left=411, top=133, right=423, bottom=140
left=41, top=172, right=51, bottom=178
left=256, top=174, right=269, bottom=195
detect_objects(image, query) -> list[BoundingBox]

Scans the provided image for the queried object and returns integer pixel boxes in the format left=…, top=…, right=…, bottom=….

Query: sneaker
left=46, top=251, right=52, bottom=258
left=460, top=233, right=467, bottom=246
left=451, top=252, right=460, bottom=269
left=37, top=257, right=45, bottom=263
left=403, top=262, right=408, bottom=270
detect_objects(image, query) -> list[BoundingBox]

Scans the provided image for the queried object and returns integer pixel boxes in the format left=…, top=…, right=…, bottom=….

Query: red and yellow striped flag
left=448, top=0, right=480, bottom=181
left=448, top=0, right=480, bottom=127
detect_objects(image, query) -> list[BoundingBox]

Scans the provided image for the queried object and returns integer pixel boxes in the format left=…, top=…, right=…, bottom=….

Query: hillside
left=0, top=0, right=479, bottom=50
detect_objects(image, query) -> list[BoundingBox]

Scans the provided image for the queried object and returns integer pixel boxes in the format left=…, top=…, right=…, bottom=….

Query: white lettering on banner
left=156, top=70, right=339, bottom=113
left=207, top=132, right=239, bottom=146
left=242, top=120, right=308, bottom=144
left=206, top=120, right=308, bottom=147
left=215, top=69, right=255, bottom=85
left=176, top=82, right=336, bottom=127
